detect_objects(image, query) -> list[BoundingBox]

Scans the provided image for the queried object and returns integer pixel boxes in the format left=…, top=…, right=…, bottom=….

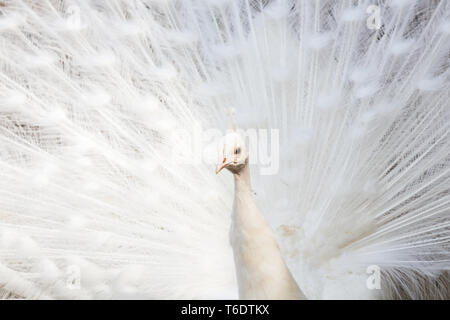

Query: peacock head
left=216, top=131, right=248, bottom=174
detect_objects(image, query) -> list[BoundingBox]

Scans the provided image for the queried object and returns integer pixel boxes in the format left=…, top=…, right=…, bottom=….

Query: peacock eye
left=235, top=147, right=241, bottom=155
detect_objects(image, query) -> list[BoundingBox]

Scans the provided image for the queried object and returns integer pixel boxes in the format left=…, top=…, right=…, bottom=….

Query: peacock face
left=216, top=132, right=248, bottom=174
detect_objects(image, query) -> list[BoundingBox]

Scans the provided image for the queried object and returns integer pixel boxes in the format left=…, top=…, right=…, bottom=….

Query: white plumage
left=0, top=0, right=449, bottom=299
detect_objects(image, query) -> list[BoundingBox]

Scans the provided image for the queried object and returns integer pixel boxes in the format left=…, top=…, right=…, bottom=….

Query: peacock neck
left=233, top=162, right=251, bottom=194
left=230, top=163, right=306, bottom=300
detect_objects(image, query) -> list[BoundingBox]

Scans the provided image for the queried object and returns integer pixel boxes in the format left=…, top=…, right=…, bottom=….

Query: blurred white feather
left=0, top=0, right=449, bottom=299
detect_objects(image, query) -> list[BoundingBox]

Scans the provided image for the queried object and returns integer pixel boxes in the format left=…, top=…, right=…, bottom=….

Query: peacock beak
left=216, top=158, right=230, bottom=174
